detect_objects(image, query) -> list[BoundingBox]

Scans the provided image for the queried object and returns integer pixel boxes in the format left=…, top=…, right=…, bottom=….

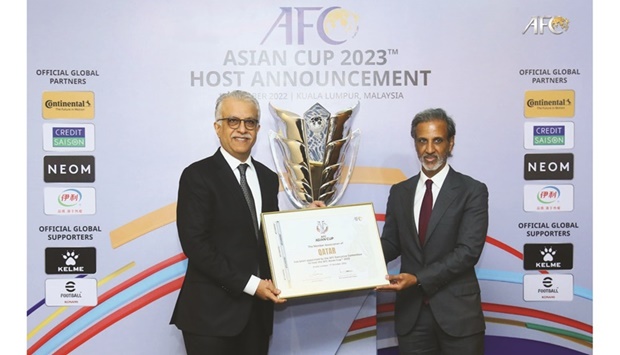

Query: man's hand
left=307, top=200, right=326, bottom=208
left=255, top=279, right=287, bottom=303
left=375, top=273, right=418, bottom=291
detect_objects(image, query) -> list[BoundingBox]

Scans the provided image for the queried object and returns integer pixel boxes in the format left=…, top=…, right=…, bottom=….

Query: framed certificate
left=261, top=202, right=389, bottom=298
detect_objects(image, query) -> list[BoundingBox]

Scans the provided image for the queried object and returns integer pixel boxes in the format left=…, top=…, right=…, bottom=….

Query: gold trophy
left=268, top=102, right=361, bottom=208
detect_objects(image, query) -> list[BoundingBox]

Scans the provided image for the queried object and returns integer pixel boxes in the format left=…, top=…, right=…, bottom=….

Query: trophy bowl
left=268, top=102, right=361, bottom=208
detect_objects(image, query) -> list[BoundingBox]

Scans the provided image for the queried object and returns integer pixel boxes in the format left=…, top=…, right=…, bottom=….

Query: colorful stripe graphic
left=28, top=167, right=591, bottom=354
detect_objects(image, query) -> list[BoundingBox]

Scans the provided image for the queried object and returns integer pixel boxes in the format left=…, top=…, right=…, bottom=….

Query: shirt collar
left=419, top=163, right=450, bottom=189
left=219, top=147, right=254, bottom=172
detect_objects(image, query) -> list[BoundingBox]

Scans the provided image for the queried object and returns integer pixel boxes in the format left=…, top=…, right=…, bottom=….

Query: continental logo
left=42, top=91, right=95, bottom=119
left=524, top=90, right=574, bottom=118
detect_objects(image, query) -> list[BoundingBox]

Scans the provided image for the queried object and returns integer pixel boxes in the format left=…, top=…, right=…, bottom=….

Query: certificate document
left=261, top=203, right=389, bottom=298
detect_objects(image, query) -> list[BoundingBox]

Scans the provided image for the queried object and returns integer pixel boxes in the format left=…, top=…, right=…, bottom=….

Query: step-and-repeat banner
left=27, top=1, right=592, bottom=354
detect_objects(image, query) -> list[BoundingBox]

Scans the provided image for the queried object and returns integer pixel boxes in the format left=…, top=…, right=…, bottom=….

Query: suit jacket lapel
left=252, top=158, right=270, bottom=214
left=214, top=149, right=240, bottom=190
left=425, top=168, right=460, bottom=244
left=401, top=175, right=420, bottom=247
left=213, top=149, right=254, bottom=219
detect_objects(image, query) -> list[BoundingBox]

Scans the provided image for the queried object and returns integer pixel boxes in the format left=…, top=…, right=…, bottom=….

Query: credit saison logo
left=44, top=155, right=95, bottom=183
left=523, top=243, right=573, bottom=270
left=45, top=247, right=96, bottom=274
left=524, top=122, right=574, bottom=150
left=261, top=7, right=359, bottom=45
left=43, top=123, right=95, bottom=152
left=53, top=126, right=85, bottom=147
left=534, top=125, right=565, bottom=146
left=523, top=16, right=570, bottom=35
left=524, top=153, right=573, bottom=180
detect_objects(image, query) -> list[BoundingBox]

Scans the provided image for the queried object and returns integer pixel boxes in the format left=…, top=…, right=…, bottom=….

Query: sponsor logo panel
left=523, top=274, right=573, bottom=301
left=44, top=155, right=95, bottom=183
left=524, top=122, right=574, bottom=149
left=43, top=123, right=95, bottom=152
left=523, top=184, right=573, bottom=212
left=524, top=153, right=573, bottom=180
left=524, top=90, right=574, bottom=118
left=523, top=243, right=573, bottom=270
left=44, top=187, right=96, bottom=215
left=45, top=247, right=97, bottom=274
left=45, top=278, right=98, bottom=306
left=42, top=91, right=95, bottom=119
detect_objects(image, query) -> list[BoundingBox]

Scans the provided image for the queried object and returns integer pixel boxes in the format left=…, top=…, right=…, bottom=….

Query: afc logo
left=261, top=6, right=359, bottom=45
left=523, top=16, right=570, bottom=35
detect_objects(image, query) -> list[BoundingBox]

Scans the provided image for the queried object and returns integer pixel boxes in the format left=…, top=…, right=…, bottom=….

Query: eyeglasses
left=217, top=117, right=259, bottom=130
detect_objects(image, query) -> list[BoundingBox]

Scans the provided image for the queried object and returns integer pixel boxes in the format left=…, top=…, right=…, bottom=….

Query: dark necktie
left=238, top=164, right=259, bottom=238
left=418, top=179, right=433, bottom=245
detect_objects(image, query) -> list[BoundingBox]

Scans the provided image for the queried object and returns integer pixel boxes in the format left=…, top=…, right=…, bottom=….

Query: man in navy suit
left=377, top=108, right=489, bottom=355
left=170, top=90, right=288, bottom=355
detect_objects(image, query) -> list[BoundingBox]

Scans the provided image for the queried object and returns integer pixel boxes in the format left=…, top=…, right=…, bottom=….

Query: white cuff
left=243, top=275, right=261, bottom=296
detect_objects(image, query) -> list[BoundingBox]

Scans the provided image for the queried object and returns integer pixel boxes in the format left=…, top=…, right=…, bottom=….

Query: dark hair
left=410, top=108, right=456, bottom=140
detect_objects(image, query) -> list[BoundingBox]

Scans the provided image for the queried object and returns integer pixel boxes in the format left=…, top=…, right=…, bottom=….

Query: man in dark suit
left=170, top=90, right=286, bottom=355
left=376, top=108, right=488, bottom=354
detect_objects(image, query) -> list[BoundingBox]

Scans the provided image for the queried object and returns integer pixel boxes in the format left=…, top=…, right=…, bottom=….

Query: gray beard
left=420, top=155, right=446, bottom=172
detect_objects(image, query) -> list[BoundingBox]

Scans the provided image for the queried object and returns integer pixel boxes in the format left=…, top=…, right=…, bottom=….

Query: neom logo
left=44, top=155, right=95, bottom=183
left=524, top=153, right=573, bottom=180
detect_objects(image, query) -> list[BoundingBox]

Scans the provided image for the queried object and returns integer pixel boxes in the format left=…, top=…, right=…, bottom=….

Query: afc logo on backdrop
left=523, top=16, right=570, bottom=35
left=261, top=6, right=359, bottom=45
